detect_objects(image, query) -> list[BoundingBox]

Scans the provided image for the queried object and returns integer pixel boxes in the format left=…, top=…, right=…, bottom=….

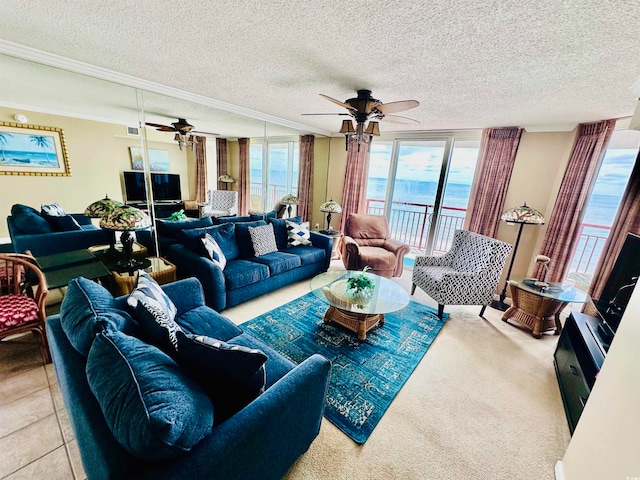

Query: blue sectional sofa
left=46, top=276, right=331, bottom=480
left=167, top=217, right=333, bottom=311
left=7, top=204, right=110, bottom=256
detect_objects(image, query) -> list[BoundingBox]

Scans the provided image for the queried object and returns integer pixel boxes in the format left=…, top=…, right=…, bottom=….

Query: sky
left=0, top=131, right=56, bottom=153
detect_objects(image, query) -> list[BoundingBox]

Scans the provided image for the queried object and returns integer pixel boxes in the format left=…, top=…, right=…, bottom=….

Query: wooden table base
left=323, top=306, right=384, bottom=341
left=502, top=283, right=565, bottom=338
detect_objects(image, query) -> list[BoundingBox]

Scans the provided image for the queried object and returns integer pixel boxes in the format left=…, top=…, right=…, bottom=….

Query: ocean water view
left=0, top=149, right=59, bottom=167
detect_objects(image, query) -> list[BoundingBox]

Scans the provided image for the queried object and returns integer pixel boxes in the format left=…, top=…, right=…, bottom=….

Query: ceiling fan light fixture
left=339, top=119, right=356, bottom=134
left=174, top=133, right=198, bottom=151
left=364, top=121, right=380, bottom=136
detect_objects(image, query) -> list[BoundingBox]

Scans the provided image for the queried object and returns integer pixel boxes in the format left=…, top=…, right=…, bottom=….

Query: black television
left=122, top=171, right=182, bottom=203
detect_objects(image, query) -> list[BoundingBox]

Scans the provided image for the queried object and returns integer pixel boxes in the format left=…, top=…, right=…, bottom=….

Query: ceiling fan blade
left=375, top=100, right=420, bottom=114
left=319, top=94, right=357, bottom=111
left=145, top=122, right=173, bottom=129
left=301, top=113, right=351, bottom=116
left=191, top=130, right=219, bottom=136
left=380, top=114, right=420, bottom=125
left=156, top=126, right=177, bottom=132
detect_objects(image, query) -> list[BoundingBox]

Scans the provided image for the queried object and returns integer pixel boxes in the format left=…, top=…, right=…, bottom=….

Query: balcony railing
left=569, top=222, right=611, bottom=275
left=250, top=182, right=297, bottom=211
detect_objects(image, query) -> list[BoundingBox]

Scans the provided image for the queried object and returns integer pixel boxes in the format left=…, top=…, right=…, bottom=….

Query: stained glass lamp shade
left=281, top=194, right=299, bottom=218
left=319, top=200, right=342, bottom=235
left=85, top=195, right=125, bottom=253
left=100, top=206, right=151, bottom=269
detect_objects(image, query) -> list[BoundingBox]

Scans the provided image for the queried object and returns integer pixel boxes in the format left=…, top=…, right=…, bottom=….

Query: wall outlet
left=314, top=223, right=320, bottom=230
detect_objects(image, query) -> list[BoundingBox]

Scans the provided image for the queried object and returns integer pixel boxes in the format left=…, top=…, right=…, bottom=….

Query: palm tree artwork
left=30, top=135, right=53, bottom=164
left=0, top=132, right=11, bottom=163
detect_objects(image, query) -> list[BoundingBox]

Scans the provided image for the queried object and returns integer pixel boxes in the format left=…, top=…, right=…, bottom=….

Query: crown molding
left=0, top=39, right=331, bottom=136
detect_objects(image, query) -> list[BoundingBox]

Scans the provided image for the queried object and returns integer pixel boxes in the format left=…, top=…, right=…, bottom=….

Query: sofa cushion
left=268, top=216, right=302, bottom=250
left=286, top=220, right=312, bottom=247
left=127, top=271, right=178, bottom=326
left=215, top=215, right=252, bottom=224
left=286, top=245, right=326, bottom=266
left=201, top=233, right=227, bottom=269
left=175, top=331, right=268, bottom=422
left=60, top=277, right=138, bottom=356
left=178, top=223, right=239, bottom=261
left=86, top=330, right=214, bottom=460
left=248, top=223, right=278, bottom=256
left=250, top=210, right=277, bottom=221
left=156, top=217, right=213, bottom=239
left=223, top=259, right=270, bottom=290
left=173, top=305, right=243, bottom=341
left=251, top=251, right=302, bottom=276
left=234, top=220, right=267, bottom=258
left=10, top=204, right=53, bottom=234
left=43, top=214, right=83, bottom=232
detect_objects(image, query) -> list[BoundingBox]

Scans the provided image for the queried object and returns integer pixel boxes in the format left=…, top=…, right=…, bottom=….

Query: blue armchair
left=46, top=278, right=331, bottom=480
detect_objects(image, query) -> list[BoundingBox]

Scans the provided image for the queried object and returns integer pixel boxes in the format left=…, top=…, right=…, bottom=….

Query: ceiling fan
left=145, top=118, right=218, bottom=150
left=303, top=90, right=420, bottom=150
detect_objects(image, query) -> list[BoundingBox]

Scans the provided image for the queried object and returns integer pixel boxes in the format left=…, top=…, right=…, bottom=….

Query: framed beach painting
left=129, top=147, right=170, bottom=172
left=0, top=122, right=71, bottom=176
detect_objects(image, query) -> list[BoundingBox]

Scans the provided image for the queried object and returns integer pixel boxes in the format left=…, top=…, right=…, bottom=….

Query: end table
left=110, top=256, right=177, bottom=296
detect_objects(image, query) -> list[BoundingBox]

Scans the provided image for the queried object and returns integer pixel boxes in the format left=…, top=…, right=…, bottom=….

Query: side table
left=110, top=256, right=177, bottom=296
left=502, top=278, right=590, bottom=338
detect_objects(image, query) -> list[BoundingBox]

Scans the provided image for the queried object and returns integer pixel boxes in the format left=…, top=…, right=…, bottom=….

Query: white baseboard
left=555, top=460, right=565, bottom=480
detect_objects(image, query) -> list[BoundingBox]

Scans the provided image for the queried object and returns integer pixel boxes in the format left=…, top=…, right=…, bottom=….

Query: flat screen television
left=122, top=171, right=182, bottom=202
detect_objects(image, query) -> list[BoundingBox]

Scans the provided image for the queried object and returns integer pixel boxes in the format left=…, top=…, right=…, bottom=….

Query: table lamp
left=84, top=194, right=124, bottom=254
left=100, top=205, right=152, bottom=270
left=492, top=202, right=545, bottom=311
left=280, top=193, right=299, bottom=218
left=319, top=199, right=342, bottom=235
left=218, top=174, right=235, bottom=190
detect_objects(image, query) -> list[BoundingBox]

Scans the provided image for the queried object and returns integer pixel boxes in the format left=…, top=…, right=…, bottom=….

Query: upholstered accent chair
left=199, top=190, right=239, bottom=218
left=411, top=229, right=512, bottom=319
left=341, top=213, right=410, bottom=278
left=0, top=253, right=50, bottom=362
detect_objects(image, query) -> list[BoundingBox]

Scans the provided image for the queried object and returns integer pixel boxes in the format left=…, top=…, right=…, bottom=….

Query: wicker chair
left=0, top=253, right=50, bottom=362
left=411, top=230, right=512, bottom=319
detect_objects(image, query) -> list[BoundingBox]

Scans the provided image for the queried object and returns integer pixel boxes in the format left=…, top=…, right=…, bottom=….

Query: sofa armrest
left=310, top=231, right=334, bottom=269
left=341, top=235, right=360, bottom=270
left=415, top=254, right=450, bottom=267
left=12, top=229, right=111, bottom=256
left=167, top=244, right=227, bottom=311
left=161, top=278, right=207, bottom=315
left=154, top=354, right=332, bottom=480
left=70, top=213, right=93, bottom=226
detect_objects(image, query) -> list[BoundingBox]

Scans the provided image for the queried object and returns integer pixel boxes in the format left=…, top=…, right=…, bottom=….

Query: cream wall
left=559, top=286, right=640, bottom=479
left=0, top=107, right=190, bottom=238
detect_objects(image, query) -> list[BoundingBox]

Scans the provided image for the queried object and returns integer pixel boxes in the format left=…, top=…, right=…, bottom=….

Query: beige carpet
left=223, top=261, right=571, bottom=480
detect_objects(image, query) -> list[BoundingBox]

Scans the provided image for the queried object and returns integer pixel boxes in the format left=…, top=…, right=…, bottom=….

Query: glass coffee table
left=310, top=270, right=410, bottom=341
left=502, top=278, right=590, bottom=338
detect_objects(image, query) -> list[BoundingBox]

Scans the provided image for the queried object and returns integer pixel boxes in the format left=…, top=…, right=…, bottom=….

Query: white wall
left=559, top=286, right=640, bottom=479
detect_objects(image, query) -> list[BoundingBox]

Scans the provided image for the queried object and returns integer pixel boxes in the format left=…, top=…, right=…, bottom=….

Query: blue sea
left=0, top=149, right=59, bottom=167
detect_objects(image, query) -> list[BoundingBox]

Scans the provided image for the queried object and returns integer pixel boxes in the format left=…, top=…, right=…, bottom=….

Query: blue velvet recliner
left=46, top=277, right=331, bottom=480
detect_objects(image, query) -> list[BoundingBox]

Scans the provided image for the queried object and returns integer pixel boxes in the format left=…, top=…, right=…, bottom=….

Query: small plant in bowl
left=168, top=209, right=188, bottom=222
left=345, top=266, right=375, bottom=307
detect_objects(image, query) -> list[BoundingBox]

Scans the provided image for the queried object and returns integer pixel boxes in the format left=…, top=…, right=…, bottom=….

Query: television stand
left=554, top=311, right=607, bottom=434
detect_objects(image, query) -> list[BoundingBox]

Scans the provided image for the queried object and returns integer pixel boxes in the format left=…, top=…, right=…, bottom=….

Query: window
left=566, top=127, right=640, bottom=289
left=250, top=140, right=299, bottom=212
left=365, top=133, right=480, bottom=255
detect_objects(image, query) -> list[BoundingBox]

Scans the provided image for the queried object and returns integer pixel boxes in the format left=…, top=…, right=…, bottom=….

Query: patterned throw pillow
left=248, top=223, right=278, bottom=256
left=127, top=271, right=178, bottom=346
left=41, top=203, right=66, bottom=216
left=286, top=220, right=312, bottom=247
left=201, top=233, right=227, bottom=269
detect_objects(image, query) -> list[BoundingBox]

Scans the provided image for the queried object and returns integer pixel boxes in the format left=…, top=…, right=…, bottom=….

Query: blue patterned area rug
left=242, top=292, right=448, bottom=444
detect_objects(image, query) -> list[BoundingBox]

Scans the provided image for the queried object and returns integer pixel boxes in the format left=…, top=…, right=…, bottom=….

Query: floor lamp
left=492, top=203, right=546, bottom=311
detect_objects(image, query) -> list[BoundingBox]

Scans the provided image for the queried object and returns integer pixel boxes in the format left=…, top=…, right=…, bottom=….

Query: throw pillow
left=134, top=302, right=183, bottom=353
left=127, top=271, right=178, bottom=326
left=86, top=330, right=214, bottom=459
left=248, top=223, right=278, bottom=256
left=60, top=277, right=139, bottom=356
left=174, top=330, right=268, bottom=422
left=268, top=216, right=302, bottom=250
left=43, top=214, right=82, bottom=232
left=286, top=220, right=312, bottom=246
left=201, top=233, right=227, bottom=269
left=10, top=204, right=53, bottom=234
left=40, top=203, right=66, bottom=216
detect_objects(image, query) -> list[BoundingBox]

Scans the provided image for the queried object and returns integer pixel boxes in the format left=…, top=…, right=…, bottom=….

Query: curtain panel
left=464, top=127, right=523, bottom=238
left=588, top=149, right=640, bottom=300
left=194, top=136, right=208, bottom=203
left=534, top=119, right=616, bottom=282
left=238, top=138, right=250, bottom=215
left=298, top=135, right=314, bottom=221
left=340, top=138, right=371, bottom=231
left=216, top=138, right=228, bottom=190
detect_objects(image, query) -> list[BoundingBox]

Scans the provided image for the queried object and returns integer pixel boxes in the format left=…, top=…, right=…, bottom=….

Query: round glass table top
left=511, top=278, right=590, bottom=303
left=310, top=270, right=410, bottom=315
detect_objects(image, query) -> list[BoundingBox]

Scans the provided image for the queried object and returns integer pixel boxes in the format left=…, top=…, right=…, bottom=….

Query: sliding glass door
left=366, top=133, right=480, bottom=256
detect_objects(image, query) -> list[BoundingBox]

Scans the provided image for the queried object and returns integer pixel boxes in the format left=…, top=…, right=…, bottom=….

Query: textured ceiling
left=1, top=0, right=640, bottom=137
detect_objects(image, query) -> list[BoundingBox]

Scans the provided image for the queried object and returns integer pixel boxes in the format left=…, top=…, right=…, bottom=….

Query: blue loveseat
left=46, top=276, right=331, bottom=480
left=7, top=204, right=110, bottom=256
left=167, top=217, right=333, bottom=311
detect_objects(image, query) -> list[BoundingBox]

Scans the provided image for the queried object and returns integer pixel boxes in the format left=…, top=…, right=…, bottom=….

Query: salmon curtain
left=588, top=149, right=640, bottom=300
left=194, top=136, right=207, bottom=203
left=298, top=135, right=314, bottom=221
left=216, top=138, right=228, bottom=190
left=534, top=119, right=616, bottom=282
left=340, top=138, right=371, bottom=231
left=464, top=127, right=523, bottom=238
left=238, top=138, right=250, bottom=215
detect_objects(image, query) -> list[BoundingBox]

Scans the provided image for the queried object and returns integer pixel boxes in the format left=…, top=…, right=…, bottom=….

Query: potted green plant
left=345, top=266, right=375, bottom=308
left=168, top=209, right=188, bottom=222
